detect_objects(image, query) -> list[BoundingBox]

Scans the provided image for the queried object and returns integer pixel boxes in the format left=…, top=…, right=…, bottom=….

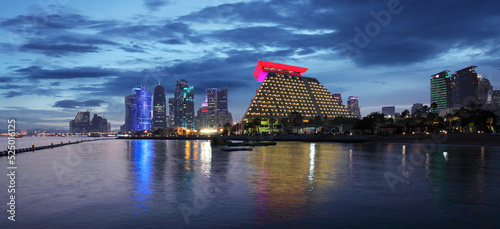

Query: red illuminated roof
left=253, top=60, right=308, bottom=81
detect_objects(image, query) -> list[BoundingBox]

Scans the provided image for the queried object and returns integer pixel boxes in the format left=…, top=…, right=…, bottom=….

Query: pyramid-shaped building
left=242, top=60, right=352, bottom=133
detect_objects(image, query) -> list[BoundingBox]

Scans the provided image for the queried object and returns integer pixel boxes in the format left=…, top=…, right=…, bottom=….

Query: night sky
left=1, top=0, right=499, bottom=131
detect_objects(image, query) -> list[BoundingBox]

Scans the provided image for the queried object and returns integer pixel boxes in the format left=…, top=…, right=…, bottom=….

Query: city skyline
left=1, top=0, right=499, bottom=131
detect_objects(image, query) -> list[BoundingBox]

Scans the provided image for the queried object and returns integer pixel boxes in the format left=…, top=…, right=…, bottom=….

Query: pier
left=1, top=138, right=109, bottom=157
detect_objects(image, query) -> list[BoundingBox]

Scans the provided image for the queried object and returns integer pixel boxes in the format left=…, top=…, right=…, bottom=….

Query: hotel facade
left=242, top=60, right=352, bottom=134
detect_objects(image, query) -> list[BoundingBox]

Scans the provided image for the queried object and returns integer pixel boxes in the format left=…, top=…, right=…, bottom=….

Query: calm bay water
left=0, top=137, right=499, bottom=228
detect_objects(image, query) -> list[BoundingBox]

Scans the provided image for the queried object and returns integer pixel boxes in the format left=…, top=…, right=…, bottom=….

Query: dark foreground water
left=1, top=138, right=499, bottom=228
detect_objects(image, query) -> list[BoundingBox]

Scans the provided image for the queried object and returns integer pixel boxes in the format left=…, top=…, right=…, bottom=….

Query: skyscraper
left=168, top=97, right=175, bottom=127
left=173, top=80, right=195, bottom=129
left=430, top=70, right=452, bottom=112
left=152, top=84, right=167, bottom=129
left=121, top=94, right=137, bottom=133
left=206, top=88, right=220, bottom=127
left=133, top=85, right=153, bottom=131
left=122, top=84, right=152, bottom=132
left=195, top=88, right=233, bottom=129
left=451, top=66, right=480, bottom=108
left=347, top=96, right=361, bottom=119
left=242, top=60, right=351, bottom=134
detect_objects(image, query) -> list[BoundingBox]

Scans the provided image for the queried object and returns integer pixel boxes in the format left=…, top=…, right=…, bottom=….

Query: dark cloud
left=53, top=99, right=107, bottom=109
left=120, top=44, right=147, bottom=53
left=21, top=43, right=99, bottom=56
left=143, top=0, right=169, bottom=11
left=15, top=66, right=118, bottom=79
left=182, top=0, right=500, bottom=67
left=159, top=39, right=185, bottom=45
left=50, top=82, right=61, bottom=86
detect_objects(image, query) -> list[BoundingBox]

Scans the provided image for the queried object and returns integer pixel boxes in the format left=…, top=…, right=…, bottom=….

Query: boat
left=226, top=141, right=277, bottom=147
left=220, top=146, right=253, bottom=151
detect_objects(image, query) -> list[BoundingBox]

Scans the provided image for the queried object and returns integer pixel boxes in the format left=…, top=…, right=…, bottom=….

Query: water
left=0, top=138, right=499, bottom=228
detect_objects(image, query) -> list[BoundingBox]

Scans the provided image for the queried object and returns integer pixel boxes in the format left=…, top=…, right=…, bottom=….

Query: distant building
left=120, top=94, right=137, bottom=133
left=411, top=103, right=424, bottom=116
left=492, top=90, right=500, bottom=109
left=195, top=88, right=233, bottom=129
left=347, top=96, right=361, bottom=119
left=70, top=111, right=110, bottom=133
left=382, top=106, right=395, bottom=118
left=173, top=80, right=195, bottom=129
left=450, top=66, right=480, bottom=108
left=90, top=114, right=111, bottom=132
left=69, top=110, right=91, bottom=133
left=430, top=70, right=452, bottom=112
left=478, top=77, right=493, bottom=107
left=333, top=93, right=342, bottom=105
left=121, top=84, right=152, bottom=132
left=152, top=84, right=167, bottom=129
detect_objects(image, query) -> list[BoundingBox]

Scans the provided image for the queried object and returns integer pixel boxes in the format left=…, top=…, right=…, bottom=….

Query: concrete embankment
left=1, top=138, right=110, bottom=157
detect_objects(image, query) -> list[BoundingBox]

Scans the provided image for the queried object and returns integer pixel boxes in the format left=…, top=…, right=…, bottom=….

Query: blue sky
left=1, top=0, right=499, bottom=131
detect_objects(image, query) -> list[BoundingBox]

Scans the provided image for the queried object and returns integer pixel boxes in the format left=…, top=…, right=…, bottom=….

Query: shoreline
left=118, top=133, right=500, bottom=147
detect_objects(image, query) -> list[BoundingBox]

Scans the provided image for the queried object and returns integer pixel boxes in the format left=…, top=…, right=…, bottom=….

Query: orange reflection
left=250, top=142, right=346, bottom=224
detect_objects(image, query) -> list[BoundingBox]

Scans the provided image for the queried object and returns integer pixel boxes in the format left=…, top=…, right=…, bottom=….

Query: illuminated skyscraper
left=430, top=70, right=452, bottom=112
left=134, top=85, right=152, bottom=131
left=168, top=97, right=175, bottom=127
left=450, top=66, right=480, bottom=108
left=152, top=84, right=167, bottom=129
left=123, top=84, right=152, bottom=132
left=196, top=88, right=232, bottom=129
left=173, top=80, right=195, bottom=129
left=347, top=96, right=361, bottom=119
left=242, top=60, right=351, bottom=134
left=206, top=88, right=219, bottom=127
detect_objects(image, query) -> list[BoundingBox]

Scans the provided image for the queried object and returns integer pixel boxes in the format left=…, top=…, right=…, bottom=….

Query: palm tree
left=430, top=102, right=438, bottom=113
left=269, top=118, right=276, bottom=135
left=401, top=109, right=410, bottom=133
left=253, top=118, right=261, bottom=135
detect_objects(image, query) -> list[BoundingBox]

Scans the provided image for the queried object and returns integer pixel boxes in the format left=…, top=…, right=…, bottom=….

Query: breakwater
left=1, top=138, right=109, bottom=157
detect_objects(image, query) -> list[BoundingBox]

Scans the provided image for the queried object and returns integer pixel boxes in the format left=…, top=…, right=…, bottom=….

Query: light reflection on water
left=0, top=139, right=499, bottom=228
